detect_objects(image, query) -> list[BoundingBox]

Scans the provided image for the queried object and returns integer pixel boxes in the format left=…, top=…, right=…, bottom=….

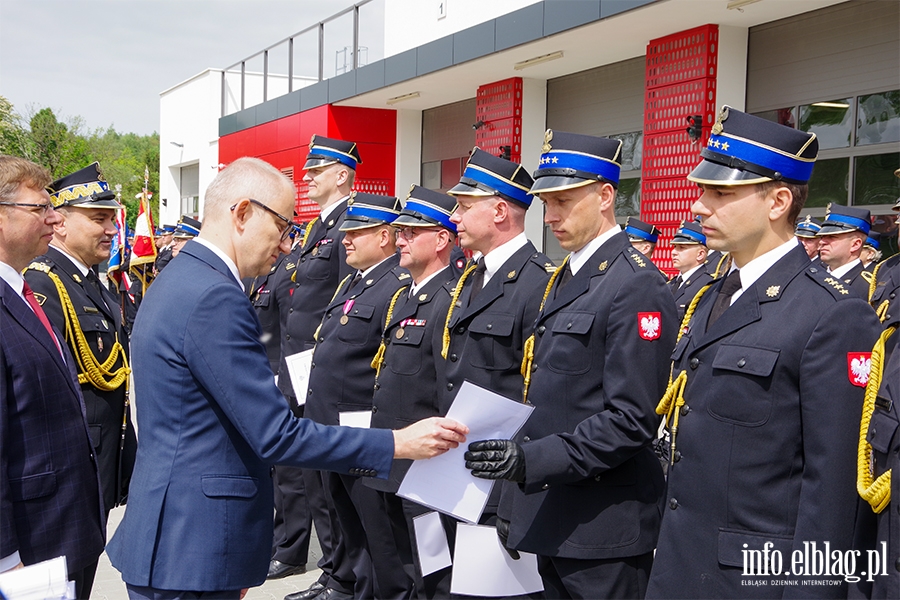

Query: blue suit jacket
left=106, top=241, right=394, bottom=591
left=0, top=277, right=106, bottom=574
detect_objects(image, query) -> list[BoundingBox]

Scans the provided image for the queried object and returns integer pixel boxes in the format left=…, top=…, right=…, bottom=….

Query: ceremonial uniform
left=24, top=165, right=136, bottom=513
left=870, top=254, right=900, bottom=323
left=817, top=205, right=874, bottom=300
left=648, top=107, right=883, bottom=599
left=669, top=221, right=714, bottom=320
left=249, top=252, right=290, bottom=374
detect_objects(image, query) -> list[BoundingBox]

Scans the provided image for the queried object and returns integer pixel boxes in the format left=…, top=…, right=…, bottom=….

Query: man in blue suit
left=0, top=155, right=107, bottom=599
left=106, top=157, right=467, bottom=599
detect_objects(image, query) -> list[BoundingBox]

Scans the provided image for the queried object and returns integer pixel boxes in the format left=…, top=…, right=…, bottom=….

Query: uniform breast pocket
left=547, top=312, right=594, bottom=375
left=252, top=291, right=271, bottom=308
left=467, top=313, right=515, bottom=370
left=389, top=326, right=426, bottom=376
left=868, top=409, right=899, bottom=458
left=708, top=344, right=779, bottom=426
left=305, top=244, right=334, bottom=281
left=336, top=302, right=375, bottom=345
left=77, top=312, right=114, bottom=357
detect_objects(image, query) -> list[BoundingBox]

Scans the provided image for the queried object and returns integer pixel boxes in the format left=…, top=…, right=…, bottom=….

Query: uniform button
left=447, top=383, right=454, bottom=391
left=523, top=436, right=530, bottom=442
left=890, top=293, right=896, bottom=299
left=673, top=450, right=682, bottom=463
left=537, top=326, right=545, bottom=335
left=385, top=339, right=390, bottom=345
left=566, top=322, right=573, bottom=329
left=690, top=358, right=700, bottom=370
left=372, top=405, right=378, bottom=412
left=895, top=556, right=900, bottom=572
left=311, top=362, right=316, bottom=369
left=737, top=358, right=746, bottom=368
left=669, top=498, right=679, bottom=510
left=318, top=337, right=324, bottom=343
left=286, top=334, right=291, bottom=340
left=486, top=323, right=493, bottom=330
left=456, top=326, right=465, bottom=334
left=373, top=383, right=379, bottom=391
left=327, top=313, right=332, bottom=318
left=289, top=308, right=294, bottom=313
left=594, top=474, right=602, bottom=481
left=680, top=405, right=691, bottom=416
left=542, top=484, right=550, bottom=490
left=450, top=353, right=458, bottom=362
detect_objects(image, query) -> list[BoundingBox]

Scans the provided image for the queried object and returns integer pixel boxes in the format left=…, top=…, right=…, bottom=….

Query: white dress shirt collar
left=829, top=258, right=861, bottom=279
left=194, top=238, right=244, bottom=291
left=49, top=244, right=90, bottom=277
left=730, top=238, right=799, bottom=304
left=0, top=260, right=25, bottom=299
left=569, top=226, right=622, bottom=275
left=481, top=232, right=528, bottom=286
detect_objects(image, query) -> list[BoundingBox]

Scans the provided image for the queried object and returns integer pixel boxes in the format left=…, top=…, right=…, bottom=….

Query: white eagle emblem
left=849, top=353, right=871, bottom=387
left=638, top=312, right=661, bottom=340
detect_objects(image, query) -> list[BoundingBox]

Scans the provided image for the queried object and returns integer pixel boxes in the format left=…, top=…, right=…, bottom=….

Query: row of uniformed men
left=244, top=107, right=900, bottom=600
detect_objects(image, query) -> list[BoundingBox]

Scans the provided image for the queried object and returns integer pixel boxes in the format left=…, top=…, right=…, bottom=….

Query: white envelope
left=450, top=524, right=543, bottom=597
left=284, top=349, right=314, bottom=406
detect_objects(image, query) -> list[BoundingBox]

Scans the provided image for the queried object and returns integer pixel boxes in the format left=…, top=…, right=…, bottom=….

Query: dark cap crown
left=448, top=147, right=534, bottom=207
left=304, top=135, right=361, bottom=171
left=625, top=217, right=661, bottom=243
left=395, top=185, right=457, bottom=232
left=531, top=130, right=622, bottom=194
left=818, top=204, right=871, bottom=236
left=794, top=215, right=822, bottom=238
left=672, top=220, right=706, bottom=245
left=173, top=215, right=202, bottom=238
left=48, top=162, right=122, bottom=209
left=339, top=192, right=401, bottom=231
left=688, top=106, right=818, bottom=186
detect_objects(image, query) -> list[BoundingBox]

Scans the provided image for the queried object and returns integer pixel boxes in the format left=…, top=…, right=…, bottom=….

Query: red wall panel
left=475, top=77, right=523, bottom=164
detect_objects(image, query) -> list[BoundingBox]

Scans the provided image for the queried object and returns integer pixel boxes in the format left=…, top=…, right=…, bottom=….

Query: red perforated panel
left=475, top=78, right=522, bottom=163
left=642, top=24, right=718, bottom=274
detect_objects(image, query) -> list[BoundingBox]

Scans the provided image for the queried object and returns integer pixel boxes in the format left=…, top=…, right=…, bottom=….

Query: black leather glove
left=495, top=516, right=520, bottom=560
left=464, top=439, right=526, bottom=483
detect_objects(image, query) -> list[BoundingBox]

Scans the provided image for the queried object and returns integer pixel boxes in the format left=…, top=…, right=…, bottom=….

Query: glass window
left=799, top=99, right=852, bottom=150
left=615, top=178, right=641, bottom=218
left=753, top=107, right=797, bottom=129
left=610, top=131, right=643, bottom=172
left=854, top=153, right=900, bottom=206
left=857, top=90, right=900, bottom=146
left=807, top=158, right=849, bottom=208
left=421, top=161, right=441, bottom=190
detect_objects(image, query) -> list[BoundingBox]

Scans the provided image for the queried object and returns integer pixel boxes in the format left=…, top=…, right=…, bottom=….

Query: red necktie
left=22, top=280, right=63, bottom=356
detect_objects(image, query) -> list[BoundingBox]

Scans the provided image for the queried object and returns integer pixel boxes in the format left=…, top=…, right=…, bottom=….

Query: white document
left=284, top=349, right=314, bottom=406
left=450, top=524, right=543, bottom=597
left=413, top=511, right=452, bottom=576
left=397, top=380, right=533, bottom=523
left=0, top=555, right=73, bottom=600
left=339, top=410, right=372, bottom=428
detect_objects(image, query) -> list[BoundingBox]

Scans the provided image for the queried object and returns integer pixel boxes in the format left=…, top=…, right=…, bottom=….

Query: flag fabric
left=108, top=204, right=128, bottom=286
left=130, top=166, right=157, bottom=293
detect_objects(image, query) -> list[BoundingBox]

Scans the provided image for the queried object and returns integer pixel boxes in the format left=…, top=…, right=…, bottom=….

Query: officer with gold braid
left=24, top=162, right=136, bottom=516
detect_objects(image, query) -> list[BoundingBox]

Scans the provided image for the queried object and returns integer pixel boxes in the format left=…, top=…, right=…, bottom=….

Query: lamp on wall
left=726, top=0, right=762, bottom=11
left=386, top=92, right=420, bottom=106
left=514, top=51, right=563, bottom=71
left=169, top=141, right=184, bottom=148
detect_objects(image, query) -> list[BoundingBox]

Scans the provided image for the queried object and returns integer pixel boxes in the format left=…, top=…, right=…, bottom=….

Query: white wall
left=520, top=77, right=547, bottom=250
left=395, top=108, right=424, bottom=194
left=716, top=25, right=749, bottom=113
left=383, top=0, right=540, bottom=57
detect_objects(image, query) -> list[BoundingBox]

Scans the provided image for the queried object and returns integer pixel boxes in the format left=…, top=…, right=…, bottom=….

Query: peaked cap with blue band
left=817, top=204, right=871, bottom=236
left=48, top=162, right=123, bottom=209
left=794, top=215, right=822, bottom=239
left=162, top=224, right=177, bottom=233
left=303, top=135, right=361, bottom=171
left=671, top=220, right=706, bottom=245
left=530, top=130, right=623, bottom=194
left=173, top=215, right=202, bottom=239
left=864, top=231, right=880, bottom=250
left=394, top=185, right=457, bottom=233
left=688, top=106, right=818, bottom=186
left=624, top=217, right=661, bottom=244
left=339, top=192, right=401, bottom=231
left=448, top=147, right=534, bottom=208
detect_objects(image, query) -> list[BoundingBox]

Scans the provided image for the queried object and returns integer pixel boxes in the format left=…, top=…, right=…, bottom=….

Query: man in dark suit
left=105, top=157, right=467, bottom=599
left=669, top=219, right=714, bottom=320
left=816, top=204, right=873, bottom=299
left=278, top=136, right=360, bottom=598
left=0, top=155, right=106, bottom=599
left=465, top=131, right=677, bottom=599
left=646, top=107, right=881, bottom=598
left=366, top=185, right=461, bottom=598
left=24, top=162, right=137, bottom=516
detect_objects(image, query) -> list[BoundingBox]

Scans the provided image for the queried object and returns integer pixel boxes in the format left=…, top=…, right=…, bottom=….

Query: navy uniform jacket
left=834, top=261, right=870, bottom=299
left=366, top=270, right=458, bottom=493
left=0, top=278, right=106, bottom=575
left=505, top=232, right=676, bottom=560
left=25, top=247, right=136, bottom=512
left=155, top=246, right=173, bottom=273
left=305, top=255, right=410, bottom=426
left=863, top=308, right=900, bottom=599
left=248, top=252, right=290, bottom=374
left=442, top=241, right=553, bottom=411
left=647, top=245, right=882, bottom=599
left=871, top=254, right=900, bottom=319
left=669, top=267, right=714, bottom=321
left=105, top=241, right=393, bottom=592
left=277, top=202, right=354, bottom=400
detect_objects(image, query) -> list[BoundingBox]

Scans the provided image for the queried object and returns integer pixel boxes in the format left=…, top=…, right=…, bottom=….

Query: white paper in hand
left=450, top=524, right=543, bottom=597
left=397, top=380, right=533, bottom=523
left=284, top=349, right=314, bottom=406
left=412, top=511, right=452, bottom=576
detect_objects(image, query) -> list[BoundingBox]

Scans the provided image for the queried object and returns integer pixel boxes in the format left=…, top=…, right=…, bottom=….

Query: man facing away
left=0, top=155, right=106, bottom=599
left=105, top=157, right=467, bottom=599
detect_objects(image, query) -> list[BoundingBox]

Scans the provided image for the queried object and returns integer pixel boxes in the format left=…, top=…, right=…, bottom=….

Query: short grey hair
left=203, top=157, right=295, bottom=219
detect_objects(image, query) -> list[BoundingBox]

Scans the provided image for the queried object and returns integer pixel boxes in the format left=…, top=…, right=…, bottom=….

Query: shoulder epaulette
left=527, top=252, right=556, bottom=273
left=806, top=268, right=853, bottom=300
left=626, top=248, right=648, bottom=269
left=26, top=261, right=51, bottom=273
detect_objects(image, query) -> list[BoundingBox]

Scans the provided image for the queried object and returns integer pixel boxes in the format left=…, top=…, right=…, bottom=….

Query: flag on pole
left=130, top=166, right=157, bottom=293
left=108, top=203, right=128, bottom=286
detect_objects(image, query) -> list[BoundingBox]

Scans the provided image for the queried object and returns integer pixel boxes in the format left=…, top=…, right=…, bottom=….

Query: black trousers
left=537, top=552, right=653, bottom=600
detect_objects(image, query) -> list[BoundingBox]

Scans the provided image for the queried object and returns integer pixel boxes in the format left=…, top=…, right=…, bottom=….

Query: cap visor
left=66, top=198, right=124, bottom=209
left=393, top=213, right=438, bottom=228
left=303, top=157, right=339, bottom=170
left=339, top=217, right=388, bottom=232
left=817, top=224, right=858, bottom=236
left=530, top=176, right=595, bottom=195
left=687, top=160, right=772, bottom=186
left=447, top=181, right=494, bottom=197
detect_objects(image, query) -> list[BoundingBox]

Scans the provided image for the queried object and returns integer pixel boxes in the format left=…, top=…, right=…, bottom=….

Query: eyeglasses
left=395, top=226, right=443, bottom=240
left=231, top=198, right=295, bottom=242
left=0, top=201, right=55, bottom=214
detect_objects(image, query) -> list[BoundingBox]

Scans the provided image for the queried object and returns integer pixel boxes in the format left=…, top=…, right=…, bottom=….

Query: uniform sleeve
left=182, top=281, right=394, bottom=477
left=522, top=269, right=677, bottom=491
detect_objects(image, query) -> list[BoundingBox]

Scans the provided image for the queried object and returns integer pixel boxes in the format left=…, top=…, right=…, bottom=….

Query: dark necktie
left=87, top=270, right=110, bottom=310
left=673, top=274, right=683, bottom=288
left=468, top=258, right=487, bottom=302
left=22, top=281, right=63, bottom=356
left=555, top=262, right=573, bottom=298
left=707, top=269, right=741, bottom=330
left=350, top=271, right=363, bottom=289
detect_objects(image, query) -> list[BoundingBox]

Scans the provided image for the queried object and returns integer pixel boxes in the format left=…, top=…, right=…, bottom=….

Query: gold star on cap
left=766, top=285, right=780, bottom=297
left=542, top=129, right=553, bottom=154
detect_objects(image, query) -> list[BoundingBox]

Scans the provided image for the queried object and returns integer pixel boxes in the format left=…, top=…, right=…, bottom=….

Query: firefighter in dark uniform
left=645, top=106, right=882, bottom=599
left=869, top=190, right=900, bottom=323
left=154, top=223, right=176, bottom=273
left=817, top=204, right=874, bottom=299
left=24, top=162, right=136, bottom=515
left=305, top=193, right=412, bottom=600
left=669, top=219, right=713, bottom=320
left=625, top=216, right=661, bottom=259
left=365, top=186, right=461, bottom=599
left=794, top=214, right=822, bottom=261
left=862, top=232, right=881, bottom=272
left=464, top=131, right=677, bottom=599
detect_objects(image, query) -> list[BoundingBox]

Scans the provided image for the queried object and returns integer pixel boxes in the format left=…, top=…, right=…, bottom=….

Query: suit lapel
left=302, top=199, right=348, bottom=258
left=456, top=242, right=536, bottom=324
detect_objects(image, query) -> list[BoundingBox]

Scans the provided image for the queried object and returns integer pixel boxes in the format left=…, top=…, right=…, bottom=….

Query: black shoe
left=268, top=559, right=307, bottom=580
left=312, top=589, right=352, bottom=600
left=284, top=582, right=325, bottom=600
